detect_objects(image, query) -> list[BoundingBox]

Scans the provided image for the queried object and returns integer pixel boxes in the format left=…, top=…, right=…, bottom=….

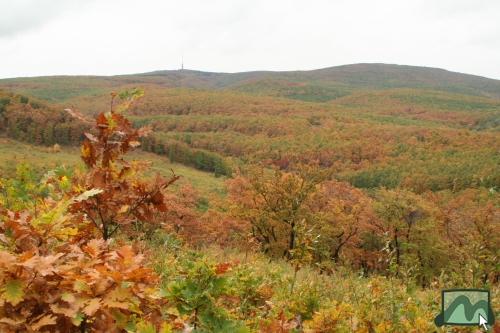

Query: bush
left=142, top=136, right=232, bottom=176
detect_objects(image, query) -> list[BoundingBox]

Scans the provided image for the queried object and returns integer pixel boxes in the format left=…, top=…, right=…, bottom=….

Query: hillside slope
left=1, top=64, right=498, bottom=192
left=2, top=63, right=500, bottom=103
left=0, top=89, right=88, bottom=145
left=136, top=64, right=500, bottom=98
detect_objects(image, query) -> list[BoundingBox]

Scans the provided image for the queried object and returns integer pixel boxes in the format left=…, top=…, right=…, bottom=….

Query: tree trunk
left=286, top=222, right=296, bottom=259
left=394, top=227, right=400, bottom=277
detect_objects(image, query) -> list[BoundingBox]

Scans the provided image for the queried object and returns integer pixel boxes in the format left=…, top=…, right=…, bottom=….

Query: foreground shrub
left=0, top=206, right=167, bottom=332
left=0, top=90, right=179, bottom=332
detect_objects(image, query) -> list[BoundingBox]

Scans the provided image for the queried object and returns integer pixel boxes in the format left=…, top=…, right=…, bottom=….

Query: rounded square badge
left=435, top=289, right=495, bottom=330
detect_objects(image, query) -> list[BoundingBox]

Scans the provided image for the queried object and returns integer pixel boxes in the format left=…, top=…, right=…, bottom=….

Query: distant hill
left=1, top=63, right=500, bottom=103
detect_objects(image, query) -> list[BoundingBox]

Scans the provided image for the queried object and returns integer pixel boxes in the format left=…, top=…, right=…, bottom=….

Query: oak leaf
left=3, top=279, right=24, bottom=306
left=83, top=297, right=101, bottom=316
left=30, top=315, right=57, bottom=330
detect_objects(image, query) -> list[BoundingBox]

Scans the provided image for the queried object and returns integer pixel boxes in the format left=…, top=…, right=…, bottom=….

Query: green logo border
left=434, top=288, right=495, bottom=327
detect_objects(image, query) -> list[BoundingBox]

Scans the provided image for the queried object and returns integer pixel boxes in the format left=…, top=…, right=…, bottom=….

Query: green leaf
left=32, top=197, right=72, bottom=227
left=59, top=176, right=71, bottom=191
left=111, top=309, right=128, bottom=329
left=73, top=280, right=91, bottom=293
left=3, top=279, right=24, bottom=305
left=71, top=313, right=85, bottom=326
left=61, top=292, right=75, bottom=303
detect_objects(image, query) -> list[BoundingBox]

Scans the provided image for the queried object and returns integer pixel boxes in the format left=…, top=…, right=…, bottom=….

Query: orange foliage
left=0, top=91, right=179, bottom=332
left=71, top=92, right=179, bottom=240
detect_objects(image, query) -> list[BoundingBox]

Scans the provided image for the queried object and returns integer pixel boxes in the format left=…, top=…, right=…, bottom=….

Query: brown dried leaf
left=83, top=298, right=101, bottom=316
left=30, top=314, right=57, bottom=331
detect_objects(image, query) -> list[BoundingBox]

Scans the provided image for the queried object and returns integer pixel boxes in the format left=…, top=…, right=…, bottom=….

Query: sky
left=1, top=0, right=499, bottom=79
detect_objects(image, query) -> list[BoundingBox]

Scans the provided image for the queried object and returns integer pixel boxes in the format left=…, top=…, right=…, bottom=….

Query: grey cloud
left=0, top=0, right=88, bottom=37
left=0, top=0, right=499, bottom=79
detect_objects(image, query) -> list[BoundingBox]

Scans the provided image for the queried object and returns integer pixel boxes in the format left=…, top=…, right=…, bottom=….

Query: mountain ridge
left=133, top=63, right=499, bottom=81
left=1, top=63, right=500, bottom=102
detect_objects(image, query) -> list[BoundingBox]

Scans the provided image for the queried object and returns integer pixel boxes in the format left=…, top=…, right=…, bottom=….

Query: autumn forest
left=0, top=64, right=498, bottom=332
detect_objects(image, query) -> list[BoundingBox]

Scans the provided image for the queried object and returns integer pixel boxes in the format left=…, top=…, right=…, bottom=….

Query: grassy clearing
left=0, top=138, right=225, bottom=198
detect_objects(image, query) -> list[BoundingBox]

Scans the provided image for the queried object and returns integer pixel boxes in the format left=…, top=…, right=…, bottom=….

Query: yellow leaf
left=81, top=144, right=91, bottom=158
left=160, top=323, right=173, bottom=333
left=118, top=205, right=130, bottom=214
left=61, top=292, right=76, bottom=303
left=74, top=188, right=103, bottom=202
left=54, top=227, right=79, bottom=240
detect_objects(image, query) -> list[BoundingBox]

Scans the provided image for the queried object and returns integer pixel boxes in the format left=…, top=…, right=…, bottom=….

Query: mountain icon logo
left=435, top=289, right=495, bottom=330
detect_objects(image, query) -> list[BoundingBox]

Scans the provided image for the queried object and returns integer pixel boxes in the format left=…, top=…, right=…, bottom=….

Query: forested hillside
left=0, top=90, right=88, bottom=146
left=3, top=63, right=500, bottom=102
left=0, top=65, right=499, bottom=332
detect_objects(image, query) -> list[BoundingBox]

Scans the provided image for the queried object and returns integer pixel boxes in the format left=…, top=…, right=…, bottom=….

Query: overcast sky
left=1, top=0, right=499, bottom=79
